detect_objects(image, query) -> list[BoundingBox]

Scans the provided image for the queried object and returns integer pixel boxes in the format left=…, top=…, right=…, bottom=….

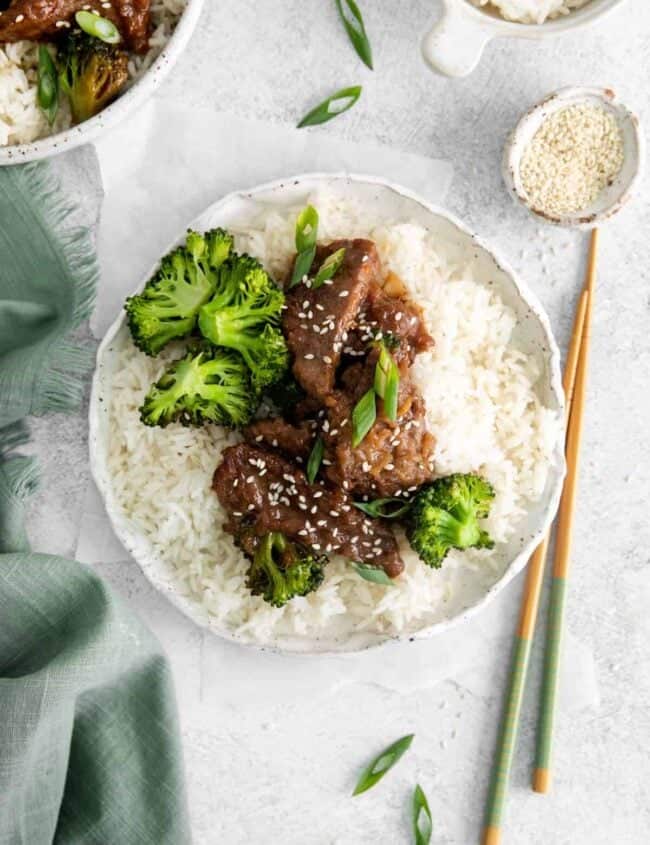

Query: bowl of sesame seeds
left=502, top=86, right=644, bottom=228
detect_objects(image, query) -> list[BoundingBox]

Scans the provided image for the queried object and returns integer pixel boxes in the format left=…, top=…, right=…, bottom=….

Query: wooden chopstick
left=534, top=227, right=599, bottom=793
left=482, top=237, right=594, bottom=845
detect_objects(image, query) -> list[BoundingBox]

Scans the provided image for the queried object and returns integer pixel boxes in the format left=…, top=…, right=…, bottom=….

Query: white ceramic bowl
left=89, top=173, right=566, bottom=654
left=502, top=86, right=644, bottom=228
left=422, top=0, right=628, bottom=77
left=0, top=0, right=204, bottom=165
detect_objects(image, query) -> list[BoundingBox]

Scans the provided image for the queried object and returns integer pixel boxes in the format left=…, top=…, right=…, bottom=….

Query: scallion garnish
left=306, top=436, right=324, bottom=483
left=335, top=0, right=373, bottom=70
left=297, top=85, right=362, bottom=128
left=75, top=10, right=122, bottom=44
left=37, top=46, right=58, bottom=125
left=412, top=784, right=433, bottom=845
left=354, top=563, right=395, bottom=586
left=312, top=247, right=346, bottom=289
left=374, top=344, right=399, bottom=421
left=289, top=205, right=319, bottom=288
left=351, top=387, right=376, bottom=447
left=353, top=497, right=412, bottom=519
left=352, top=734, right=415, bottom=795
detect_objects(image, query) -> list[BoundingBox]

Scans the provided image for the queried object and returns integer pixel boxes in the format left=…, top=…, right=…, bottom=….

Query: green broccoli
left=406, top=473, right=495, bottom=569
left=197, top=254, right=289, bottom=390
left=246, top=532, right=326, bottom=608
left=58, top=30, right=129, bottom=125
left=125, top=228, right=234, bottom=356
left=140, top=344, right=254, bottom=428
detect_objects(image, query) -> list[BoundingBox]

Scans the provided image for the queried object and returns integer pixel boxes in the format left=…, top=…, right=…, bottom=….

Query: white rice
left=0, top=0, right=186, bottom=146
left=470, top=0, right=592, bottom=24
left=106, top=191, right=561, bottom=646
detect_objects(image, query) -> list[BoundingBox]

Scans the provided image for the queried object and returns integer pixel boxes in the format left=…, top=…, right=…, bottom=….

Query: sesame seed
left=323, top=355, right=332, bottom=364
left=339, top=290, right=349, bottom=298
left=304, top=353, right=314, bottom=360
left=246, top=475, right=254, bottom=483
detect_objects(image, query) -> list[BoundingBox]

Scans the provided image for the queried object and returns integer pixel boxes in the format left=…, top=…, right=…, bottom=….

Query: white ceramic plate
left=0, top=0, right=204, bottom=165
left=89, top=173, right=566, bottom=654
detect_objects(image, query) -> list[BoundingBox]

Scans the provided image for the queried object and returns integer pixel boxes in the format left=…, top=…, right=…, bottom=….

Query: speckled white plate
left=89, top=173, right=566, bottom=654
left=0, top=0, right=204, bottom=165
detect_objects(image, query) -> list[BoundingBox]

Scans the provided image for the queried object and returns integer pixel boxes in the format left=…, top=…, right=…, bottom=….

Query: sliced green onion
left=306, top=436, right=324, bottom=484
left=351, top=387, right=376, bottom=447
left=374, top=344, right=399, bottom=421
left=289, top=206, right=319, bottom=288
left=289, top=246, right=316, bottom=289
left=75, top=10, right=122, bottom=44
left=374, top=345, right=391, bottom=398
left=295, top=205, right=319, bottom=253
left=335, top=0, right=373, bottom=70
left=312, top=248, right=346, bottom=289
left=298, top=85, right=362, bottom=128
left=412, top=784, right=433, bottom=845
left=353, top=497, right=412, bottom=519
left=383, top=359, right=399, bottom=421
left=352, top=734, right=414, bottom=795
left=354, top=563, right=395, bottom=586
left=37, top=46, right=58, bottom=125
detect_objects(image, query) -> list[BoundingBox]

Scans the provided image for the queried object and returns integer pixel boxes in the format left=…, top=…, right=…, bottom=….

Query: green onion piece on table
left=353, top=497, right=412, bottom=519
left=335, top=0, right=373, bottom=70
left=412, top=784, right=433, bottom=845
left=37, top=46, right=58, bottom=125
left=352, top=734, right=415, bottom=795
left=354, top=562, right=395, bottom=586
left=312, top=248, right=346, bottom=289
left=297, top=86, right=362, bottom=128
left=75, top=10, right=122, bottom=44
left=306, top=436, right=324, bottom=483
left=290, top=205, right=319, bottom=288
left=351, top=387, right=376, bottom=447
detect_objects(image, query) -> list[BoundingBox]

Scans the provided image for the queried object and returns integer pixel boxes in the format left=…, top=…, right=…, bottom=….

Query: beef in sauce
left=213, top=443, right=404, bottom=578
left=212, top=235, right=438, bottom=584
left=0, top=0, right=151, bottom=53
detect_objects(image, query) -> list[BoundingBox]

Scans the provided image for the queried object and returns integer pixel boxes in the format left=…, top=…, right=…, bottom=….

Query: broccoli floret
left=406, top=473, right=495, bottom=569
left=125, top=228, right=234, bottom=356
left=198, top=254, right=289, bottom=390
left=246, top=533, right=326, bottom=608
left=140, top=344, right=254, bottom=428
left=58, top=30, right=128, bottom=124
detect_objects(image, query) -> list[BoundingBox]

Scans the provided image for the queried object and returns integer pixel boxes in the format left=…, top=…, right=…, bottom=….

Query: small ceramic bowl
left=502, top=86, right=644, bottom=229
left=422, top=0, right=628, bottom=78
left=0, top=0, right=205, bottom=165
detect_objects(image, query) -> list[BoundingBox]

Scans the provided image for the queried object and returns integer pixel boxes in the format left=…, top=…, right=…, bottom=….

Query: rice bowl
left=0, top=0, right=203, bottom=163
left=90, top=174, right=565, bottom=653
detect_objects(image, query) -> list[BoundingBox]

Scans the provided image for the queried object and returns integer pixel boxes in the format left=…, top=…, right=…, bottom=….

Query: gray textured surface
left=25, top=1, right=650, bottom=843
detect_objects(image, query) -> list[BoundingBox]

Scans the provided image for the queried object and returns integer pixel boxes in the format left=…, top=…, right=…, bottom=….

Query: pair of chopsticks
left=482, top=228, right=599, bottom=845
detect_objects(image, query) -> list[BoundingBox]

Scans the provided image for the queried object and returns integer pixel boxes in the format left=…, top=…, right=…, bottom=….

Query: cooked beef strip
left=243, top=417, right=315, bottom=464
left=284, top=239, right=381, bottom=401
left=0, top=0, right=151, bottom=53
left=213, top=443, right=404, bottom=578
left=321, top=349, right=436, bottom=499
left=349, top=279, right=434, bottom=367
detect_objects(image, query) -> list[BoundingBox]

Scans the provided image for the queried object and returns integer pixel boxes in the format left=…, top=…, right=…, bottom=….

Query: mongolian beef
left=124, top=210, right=498, bottom=609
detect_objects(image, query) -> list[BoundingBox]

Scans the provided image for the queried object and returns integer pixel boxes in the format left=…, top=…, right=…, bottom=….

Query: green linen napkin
left=0, top=162, right=191, bottom=844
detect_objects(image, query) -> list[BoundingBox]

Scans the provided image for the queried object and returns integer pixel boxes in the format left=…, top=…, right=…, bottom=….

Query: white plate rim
left=89, top=171, right=566, bottom=656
